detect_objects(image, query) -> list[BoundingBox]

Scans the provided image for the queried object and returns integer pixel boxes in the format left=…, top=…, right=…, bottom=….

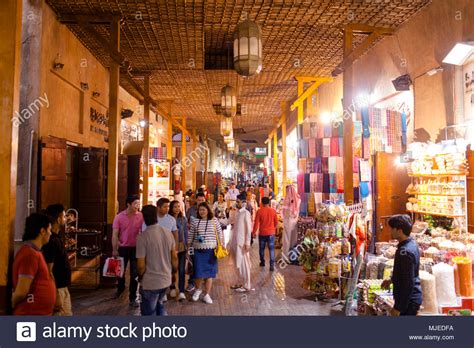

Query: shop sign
left=90, top=107, right=109, bottom=142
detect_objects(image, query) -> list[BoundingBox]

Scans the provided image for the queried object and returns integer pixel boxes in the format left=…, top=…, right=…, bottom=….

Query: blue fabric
left=401, top=112, right=407, bottom=146
left=193, top=248, right=218, bottom=279
left=360, top=181, right=370, bottom=198
left=361, top=107, right=370, bottom=138
left=258, top=235, right=275, bottom=267
left=140, top=287, right=168, bottom=316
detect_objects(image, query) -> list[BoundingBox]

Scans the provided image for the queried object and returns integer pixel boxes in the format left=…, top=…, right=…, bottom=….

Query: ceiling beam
left=58, top=14, right=119, bottom=24
left=78, top=21, right=125, bottom=65
left=290, top=77, right=333, bottom=111
left=332, top=25, right=394, bottom=76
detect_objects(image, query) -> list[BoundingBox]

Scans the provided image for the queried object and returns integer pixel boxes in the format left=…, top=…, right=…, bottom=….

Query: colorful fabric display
left=317, top=123, right=325, bottom=138
left=299, top=193, right=308, bottom=216
left=328, top=157, right=337, bottom=174
left=314, top=193, right=323, bottom=207
left=338, top=124, right=344, bottom=137
left=354, top=136, right=362, bottom=157
left=309, top=173, right=317, bottom=192
left=297, top=173, right=305, bottom=194
left=323, top=193, right=330, bottom=202
left=323, top=138, right=330, bottom=157
left=354, top=121, right=362, bottom=136
left=298, top=158, right=307, bottom=173
left=330, top=137, right=340, bottom=156
left=309, top=138, right=317, bottom=158
left=353, top=187, right=360, bottom=202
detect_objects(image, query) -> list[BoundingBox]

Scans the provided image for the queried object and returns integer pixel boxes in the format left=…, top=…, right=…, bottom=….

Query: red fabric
left=13, top=244, right=56, bottom=315
left=252, top=206, right=278, bottom=236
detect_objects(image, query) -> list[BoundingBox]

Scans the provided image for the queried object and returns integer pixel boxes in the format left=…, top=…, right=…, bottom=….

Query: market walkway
left=71, top=244, right=342, bottom=316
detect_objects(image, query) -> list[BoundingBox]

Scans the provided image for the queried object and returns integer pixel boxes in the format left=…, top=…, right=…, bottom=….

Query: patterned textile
left=336, top=157, right=344, bottom=175
left=336, top=173, right=344, bottom=193
left=316, top=173, right=324, bottom=192
left=322, top=157, right=329, bottom=173
left=307, top=193, right=315, bottom=215
left=323, top=138, right=330, bottom=157
left=314, top=157, right=322, bottom=173
left=304, top=174, right=311, bottom=193
left=328, top=157, right=337, bottom=174
left=149, top=147, right=167, bottom=160
left=324, top=125, right=332, bottom=138
left=329, top=174, right=337, bottom=193
left=316, top=139, right=323, bottom=157
left=323, top=174, right=330, bottom=193
left=303, top=122, right=311, bottom=138
left=297, top=173, right=305, bottom=194
left=310, top=123, right=318, bottom=138
left=298, top=158, right=307, bottom=173
left=363, top=138, right=371, bottom=159
left=353, top=173, right=360, bottom=187
left=309, top=138, right=317, bottom=158
left=330, top=137, right=340, bottom=156
left=353, top=157, right=360, bottom=173
left=299, top=139, right=309, bottom=158
left=353, top=136, right=362, bottom=158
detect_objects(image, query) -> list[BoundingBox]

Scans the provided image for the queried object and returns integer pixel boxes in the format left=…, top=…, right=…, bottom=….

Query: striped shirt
left=188, top=217, right=223, bottom=250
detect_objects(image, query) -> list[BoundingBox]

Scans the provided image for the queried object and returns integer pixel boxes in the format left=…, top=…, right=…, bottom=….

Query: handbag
left=213, top=219, right=228, bottom=259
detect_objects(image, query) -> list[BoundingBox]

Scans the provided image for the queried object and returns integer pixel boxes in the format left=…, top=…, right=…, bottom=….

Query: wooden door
left=75, top=147, right=107, bottom=231
left=374, top=152, right=411, bottom=242
left=40, top=137, right=67, bottom=210
left=466, top=150, right=474, bottom=233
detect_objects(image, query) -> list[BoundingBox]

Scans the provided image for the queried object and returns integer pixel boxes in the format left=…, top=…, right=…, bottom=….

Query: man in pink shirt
left=112, top=195, right=144, bottom=307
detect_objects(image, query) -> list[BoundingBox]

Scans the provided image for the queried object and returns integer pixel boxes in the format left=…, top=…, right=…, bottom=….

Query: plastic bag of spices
left=453, top=256, right=472, bottom=297
left=432, top=263, right=457, bottom=306
left=419, top=270, right=438, bottom=314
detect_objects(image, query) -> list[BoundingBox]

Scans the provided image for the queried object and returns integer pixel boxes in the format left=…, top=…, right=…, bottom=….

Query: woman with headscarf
left=281, top=184, right=301, bottom=258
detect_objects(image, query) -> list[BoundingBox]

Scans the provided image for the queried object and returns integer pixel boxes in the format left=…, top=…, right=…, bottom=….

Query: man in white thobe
left=229, top=198, right=252, bottom=292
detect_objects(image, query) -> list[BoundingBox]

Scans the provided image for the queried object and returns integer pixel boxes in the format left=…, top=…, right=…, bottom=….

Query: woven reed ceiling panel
left=46, top=0, right=431, bottom=142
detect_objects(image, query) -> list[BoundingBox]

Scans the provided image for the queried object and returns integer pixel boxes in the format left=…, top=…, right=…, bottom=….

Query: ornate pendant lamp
left=227, top=139, right=235, bottom=152
left=220, top=116, right=233, bottom=137
left=224, top=129, right=234, bottom=144
left=233, top=18, right=263, bottom=77
left=221, top=84, right=237, bottom=117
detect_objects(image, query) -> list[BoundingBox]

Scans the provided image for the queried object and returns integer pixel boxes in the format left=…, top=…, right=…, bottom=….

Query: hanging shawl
left=283, top=184, right=300, bottom=219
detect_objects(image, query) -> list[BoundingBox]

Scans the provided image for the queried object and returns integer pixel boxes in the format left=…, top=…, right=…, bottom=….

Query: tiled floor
left=71, top=243, right=343, bottom=316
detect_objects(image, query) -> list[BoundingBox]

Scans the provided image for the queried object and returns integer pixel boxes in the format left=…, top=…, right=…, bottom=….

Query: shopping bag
left=102, top=257, right=124, bottom=278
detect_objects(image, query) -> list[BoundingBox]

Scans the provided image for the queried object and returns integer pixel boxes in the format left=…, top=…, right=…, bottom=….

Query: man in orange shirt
left=252, top=197, right=278, bottom=272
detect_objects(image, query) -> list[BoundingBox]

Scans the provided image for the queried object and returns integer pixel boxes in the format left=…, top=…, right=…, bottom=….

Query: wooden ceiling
left=46, top=0, right=431, bottom=144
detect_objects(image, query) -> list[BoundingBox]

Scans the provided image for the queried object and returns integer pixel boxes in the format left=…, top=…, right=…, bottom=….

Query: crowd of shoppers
left=11, top=179, right=282, bottom=316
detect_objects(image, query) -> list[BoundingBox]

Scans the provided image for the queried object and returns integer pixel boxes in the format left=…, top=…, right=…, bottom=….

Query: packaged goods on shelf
left=432, top=263, right=457, bottom=306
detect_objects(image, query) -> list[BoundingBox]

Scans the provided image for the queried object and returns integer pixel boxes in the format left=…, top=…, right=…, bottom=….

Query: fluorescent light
left=443, top=42, right=474, bottom=66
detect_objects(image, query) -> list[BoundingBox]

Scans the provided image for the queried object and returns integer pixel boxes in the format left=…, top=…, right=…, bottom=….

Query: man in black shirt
left=382, top=214, right=422, bottom=316
left=43, top=204, right=72, bottom=316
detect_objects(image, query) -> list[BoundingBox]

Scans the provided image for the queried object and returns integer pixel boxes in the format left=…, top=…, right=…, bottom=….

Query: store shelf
left=409, top=192, right=465, bottom=197
left=407, top=210, right=465, bottom=218
left=409, top=173, right=467, bottom=177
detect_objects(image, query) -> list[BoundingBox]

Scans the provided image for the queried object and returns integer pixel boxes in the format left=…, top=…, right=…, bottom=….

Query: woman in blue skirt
left=188, top=202, right=223, bottom=304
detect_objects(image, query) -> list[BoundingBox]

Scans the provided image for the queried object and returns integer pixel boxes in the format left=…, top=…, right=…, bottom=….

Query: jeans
left=400, top=301, right=421, bottom=316
left=177, top=251, right=186, bottom=293
left=259, top=235, right=275, bottom=267
left=117, top=246, right=138, bottom=301
left=140, top=288, right=168, bottom=316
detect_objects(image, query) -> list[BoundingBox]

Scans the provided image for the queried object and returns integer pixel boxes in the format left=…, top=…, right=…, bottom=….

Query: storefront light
left=443, top=42, right=474, bottom=66
left=139, top=119, right=146, bottom=128
left=321, top=112, right=332, bottom=125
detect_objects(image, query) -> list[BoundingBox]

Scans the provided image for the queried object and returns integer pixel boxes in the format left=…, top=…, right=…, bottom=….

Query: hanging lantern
left=233, top=18, right=263, bottom=77
left=227, top=139, right=235, bottom=151
left=221, top=85, right=237, bottom=117
left=220, top=116, right=233, bottom=137
left=224, top=129, right=234, bottom=144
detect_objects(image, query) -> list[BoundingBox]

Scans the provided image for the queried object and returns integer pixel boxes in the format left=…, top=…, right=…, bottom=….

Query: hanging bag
left=213, top=219, right=228, bottom=259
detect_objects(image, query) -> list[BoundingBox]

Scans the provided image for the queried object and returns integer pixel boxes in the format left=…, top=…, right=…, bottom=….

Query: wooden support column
left=204, top=136, right=209, bottom=190
left=107, top=19, right=121, bottom=223
left=297, top=80, right=304, bottom=124
left=142, top=75, right=150, bottom=204
left=0, top=0, right=21, bottom=314
left=192, top=129, right=197, bottom=190
left=281, top=102, right=288, bottom=197
left=343, top=28, right=354, bottom=203
left=273, top=132, right=278, bottom=196
left=181, top=117, right=187, bottom=192
left=167, top=115, right=173, bottom=190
